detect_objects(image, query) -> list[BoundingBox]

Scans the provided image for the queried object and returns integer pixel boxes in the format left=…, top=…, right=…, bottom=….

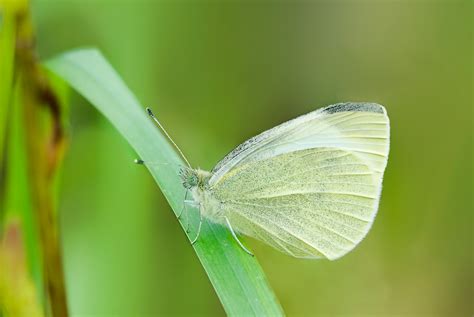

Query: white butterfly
left=147, top=102, right=390, bottom=260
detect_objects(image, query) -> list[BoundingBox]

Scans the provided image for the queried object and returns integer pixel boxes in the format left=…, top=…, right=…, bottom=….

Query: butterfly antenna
left=146, top=107, right=191, bottom=168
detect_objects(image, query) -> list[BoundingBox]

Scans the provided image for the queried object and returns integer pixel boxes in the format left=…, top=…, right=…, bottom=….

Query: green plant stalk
left=45, top=48, right=285, bottom=316
left=20, top=65, right=68, bottom=317
left=0, top=1, right=17, bottom=211
left=5, top=76, right=41, bottom=289
left=0, top=0, right=44, bottom=306
left=0, top=0, right=69, bottom=316
left=1, top=75, right=44, bottom=317
left=19, top=48, right=69, bottom=317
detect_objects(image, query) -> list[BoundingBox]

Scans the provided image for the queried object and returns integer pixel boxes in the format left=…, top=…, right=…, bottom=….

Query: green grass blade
left=0, top=8, right=17, bottom=188
left=44, top=48, right=285, bottom=316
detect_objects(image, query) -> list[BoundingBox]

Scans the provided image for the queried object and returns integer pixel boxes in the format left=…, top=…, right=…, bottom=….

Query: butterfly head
left=179, top=167, right=210, bottom=190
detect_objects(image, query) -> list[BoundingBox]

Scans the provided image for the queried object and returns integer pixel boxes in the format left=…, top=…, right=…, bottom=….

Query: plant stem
left=0, top=0, right=69, bottom=316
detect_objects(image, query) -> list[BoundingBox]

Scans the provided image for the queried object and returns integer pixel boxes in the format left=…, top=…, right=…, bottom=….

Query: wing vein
left=232, top=211, right=323, bottom=257
left=233, top=191, right=376, bottom=200
left=229, top=200, right=370, bottom=234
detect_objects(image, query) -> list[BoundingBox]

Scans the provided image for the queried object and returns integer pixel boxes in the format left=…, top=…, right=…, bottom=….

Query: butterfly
left=144, top=102, right=390, bottom=260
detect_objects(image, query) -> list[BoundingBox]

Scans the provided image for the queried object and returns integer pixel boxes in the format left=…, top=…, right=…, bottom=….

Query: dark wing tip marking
left=321, top=102, right=385, bottom=115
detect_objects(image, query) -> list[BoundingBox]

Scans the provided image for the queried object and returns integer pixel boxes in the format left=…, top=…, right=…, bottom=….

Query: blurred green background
left=32, top=1, right=472, bottom=316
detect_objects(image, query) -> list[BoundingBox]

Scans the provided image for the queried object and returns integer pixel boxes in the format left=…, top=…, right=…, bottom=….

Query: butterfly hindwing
left=211, top=147, right=378, bottom=259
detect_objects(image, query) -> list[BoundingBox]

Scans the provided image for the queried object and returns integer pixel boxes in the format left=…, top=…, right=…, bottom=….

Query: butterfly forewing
left=209, top=102, right=389, bottom=185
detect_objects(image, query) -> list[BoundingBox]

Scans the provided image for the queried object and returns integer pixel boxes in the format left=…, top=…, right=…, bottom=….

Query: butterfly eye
left=180, top=168, right=199, bottom=189
left=189, top=174, right=198, bottom=186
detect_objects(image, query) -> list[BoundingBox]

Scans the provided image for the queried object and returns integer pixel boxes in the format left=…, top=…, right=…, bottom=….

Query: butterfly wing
left=211, top=148, right=378, bottom=259
left=210, top=102, right=389, bottom=185
left=208, top=103, right=390, bottom=259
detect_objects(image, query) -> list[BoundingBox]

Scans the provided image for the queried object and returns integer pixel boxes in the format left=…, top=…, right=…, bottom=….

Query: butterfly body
left=180, top=168, right=224, bottom=220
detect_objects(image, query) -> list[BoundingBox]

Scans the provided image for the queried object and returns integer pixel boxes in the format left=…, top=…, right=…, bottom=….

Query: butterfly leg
left=191, top=203, right=203, bottom=244
left=178, top=190, right=192, bottom=233
left=177, top=190, right=188, bottom=220
left=185, top=209, right=191, bottom=234
left=224, top=217, right=254, bottom=256
left=183, top=199, right=200, bottom=233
